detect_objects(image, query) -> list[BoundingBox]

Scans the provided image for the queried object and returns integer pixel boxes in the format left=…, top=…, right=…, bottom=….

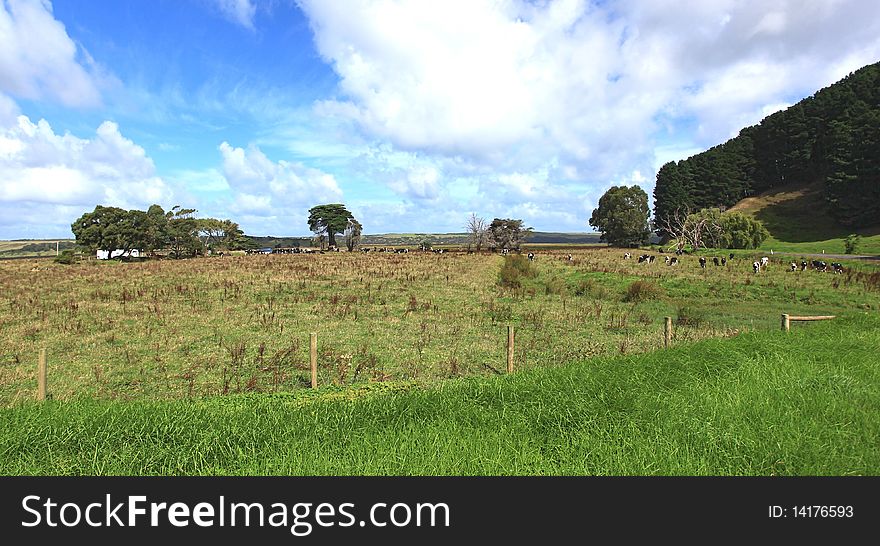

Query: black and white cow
left=801, top=260, right=808, bottom=271
left=790, top=261, right=797, bottom=271
left=832, top=262, right=843, bottom=274
left=699, top=257, right=707, bottom=268
left=623, top=252, right=632, bottom=260
left=669, top=257, right=678, bottom=266
left=752, top=261, right=761, bottom=273
left=713, top=257, right=720, bottom=266
left=812, top=260, right=827, bottom=272
left=527, top=252, right=535, bottom=262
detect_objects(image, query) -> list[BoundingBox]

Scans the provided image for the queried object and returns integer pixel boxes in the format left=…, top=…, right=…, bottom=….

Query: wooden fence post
left=38, top=348, right=47, bottom=401
left=664, top=317, right=672, bottom=348
left=781, top=314, right=790, bottom=332
left=507, top=325, right=514, bottom=374
left=310, top=332, right=318, bottom=388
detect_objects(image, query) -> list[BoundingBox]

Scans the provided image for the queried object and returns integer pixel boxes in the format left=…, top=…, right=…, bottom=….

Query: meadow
left=2, top=247, right=879, bottom=475
left=1, top=247, right=878, bottom=406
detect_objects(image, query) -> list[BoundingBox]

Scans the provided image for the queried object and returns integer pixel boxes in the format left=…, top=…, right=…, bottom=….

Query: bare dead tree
left=466, top=213, right=488, bottom=252
left=657, top=207, right=725, bottom=251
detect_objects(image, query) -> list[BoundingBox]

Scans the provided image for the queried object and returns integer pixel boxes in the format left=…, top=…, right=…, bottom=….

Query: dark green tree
left=166, top=206, right=200, bottom=258
left=487, top=218, right=532, bottom=251
left=71, top=205, right=129, bottom=255
left=307, top=204, right=354, bottom=249
left=590, top=185, right=651, bottom=247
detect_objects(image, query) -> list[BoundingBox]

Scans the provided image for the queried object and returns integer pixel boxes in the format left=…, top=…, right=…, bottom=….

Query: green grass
left=1, top=313, right=877, bottom=475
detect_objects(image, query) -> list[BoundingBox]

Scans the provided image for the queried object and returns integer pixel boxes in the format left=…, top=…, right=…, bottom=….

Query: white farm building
left=96, top=249, right=142, bottom=260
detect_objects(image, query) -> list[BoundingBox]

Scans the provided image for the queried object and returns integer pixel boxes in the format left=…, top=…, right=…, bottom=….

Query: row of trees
left=71, top=205, right=243, bottom=258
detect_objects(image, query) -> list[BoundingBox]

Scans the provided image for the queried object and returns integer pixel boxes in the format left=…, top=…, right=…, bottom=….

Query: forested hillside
left=654, top=61, right=880, bottom=235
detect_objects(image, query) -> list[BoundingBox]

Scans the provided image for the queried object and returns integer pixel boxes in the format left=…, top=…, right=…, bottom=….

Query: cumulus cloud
left=212, top=0, right=257, bottom=30
left=297, top=0, right=880, bottom=228
left=0, top=114, right=175, bottom=237
left=218, top=141, right=343, bottom=216
left=0, top=0, right=103, bottom=107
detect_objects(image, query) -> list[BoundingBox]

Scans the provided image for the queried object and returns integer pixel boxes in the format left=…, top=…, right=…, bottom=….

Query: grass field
left=1, top=313, right=877, bottom=475
left=3, top=248, right=878, bottom=406
left=1, top=247, right=878, bottom=475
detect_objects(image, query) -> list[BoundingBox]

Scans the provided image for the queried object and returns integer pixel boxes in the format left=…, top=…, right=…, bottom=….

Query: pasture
left=1, top=247, right=878, bottom=406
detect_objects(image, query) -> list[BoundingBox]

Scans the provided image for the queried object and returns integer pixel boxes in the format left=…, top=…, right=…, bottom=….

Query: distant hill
left=654, top=61, right=880, bottom=239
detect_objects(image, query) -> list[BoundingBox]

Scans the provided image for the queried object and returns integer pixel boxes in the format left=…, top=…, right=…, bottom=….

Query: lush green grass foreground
left=1, top=313, right=877, bottom=476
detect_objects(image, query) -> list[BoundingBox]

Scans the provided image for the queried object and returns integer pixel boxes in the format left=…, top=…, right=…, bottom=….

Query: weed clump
left=624, top=280, right=664, bottom=302
left=498, top=255, right=536, bottom=288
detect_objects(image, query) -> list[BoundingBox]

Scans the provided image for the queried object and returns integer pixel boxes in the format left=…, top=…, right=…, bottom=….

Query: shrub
left=844, top=234, right=861, bottom=255
left=53, top=250, right=77, bottom=265
left=624, top=280, right=664, bottom=302
left=498, top=255, right=535, bottom=288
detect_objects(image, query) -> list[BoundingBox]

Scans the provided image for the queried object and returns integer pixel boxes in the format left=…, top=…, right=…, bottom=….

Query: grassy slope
left=2, top=313, right=877, bottom=476
left=728, top=182, right=880, bottom=255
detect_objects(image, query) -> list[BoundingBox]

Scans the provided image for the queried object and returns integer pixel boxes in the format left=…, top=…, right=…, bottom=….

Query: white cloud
left=297, top=0, right=880, bottom=220
left=0, top=115, right=173, bottom=207
left=0, top=114, right=175, bottom=237
left=212, top=0, right=257, bottom=30
left=0, top=0, right=103, bottom=107
left=218, top=141, right=343, bottom=216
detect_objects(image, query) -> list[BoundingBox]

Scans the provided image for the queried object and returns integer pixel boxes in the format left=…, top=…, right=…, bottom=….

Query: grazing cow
left=527, top=252, right=535, bottom=262
left=729, top=253, right=735, bottom=260
left=713, top=257, right=720, bottom=266
left=721, top=257, right=727, bottom=266
left=567, top=254, right=573, bottom=261
left=699, top=257, right=706, bottom=268
left=623, top=252, right=631, bottom=260
left=760, top=256, right=770, bottom=268
left=669, top=257, right=678, bottom=266
left=664, top=256, right=670, bottom=264
left=752, top=261, right=760, bottom=273
left=812, top=260, right=827, bottom=272
left=832, top=262, right=843, bottom=274
left=801, top=260, right=808, bottom=271
left=648, top=255, right=656, bottom=263
left=790, top=261, right=797, bottom=271
left=638, top=254, right=649, bottom=263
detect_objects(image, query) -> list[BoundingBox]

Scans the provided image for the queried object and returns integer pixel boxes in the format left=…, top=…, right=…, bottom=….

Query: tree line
left=71, top=205, right=243, bottom=258
left=654, top=61, right=880, bottom=234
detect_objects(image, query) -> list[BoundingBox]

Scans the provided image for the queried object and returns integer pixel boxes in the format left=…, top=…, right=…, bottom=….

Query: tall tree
left=166, top=206, right=200, bottom=258
left=589, top=185, right=651, bottom=247
left=487, top=218, right=532, bottom=251
left=307, top=204, right=354, bottom=249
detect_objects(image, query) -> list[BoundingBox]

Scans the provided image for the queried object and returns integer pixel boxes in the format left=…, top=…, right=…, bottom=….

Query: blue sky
left=2, top=0, right=879, bottom=238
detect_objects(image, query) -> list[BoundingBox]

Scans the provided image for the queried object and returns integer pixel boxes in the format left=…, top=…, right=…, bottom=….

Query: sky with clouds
left=1, top=0, right=879, bottom=238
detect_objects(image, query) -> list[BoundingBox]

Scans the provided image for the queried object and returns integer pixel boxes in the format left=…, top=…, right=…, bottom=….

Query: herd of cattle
left=623, top=251, right=844, bottom=274
left=243, top=245, right=847, bottom=274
